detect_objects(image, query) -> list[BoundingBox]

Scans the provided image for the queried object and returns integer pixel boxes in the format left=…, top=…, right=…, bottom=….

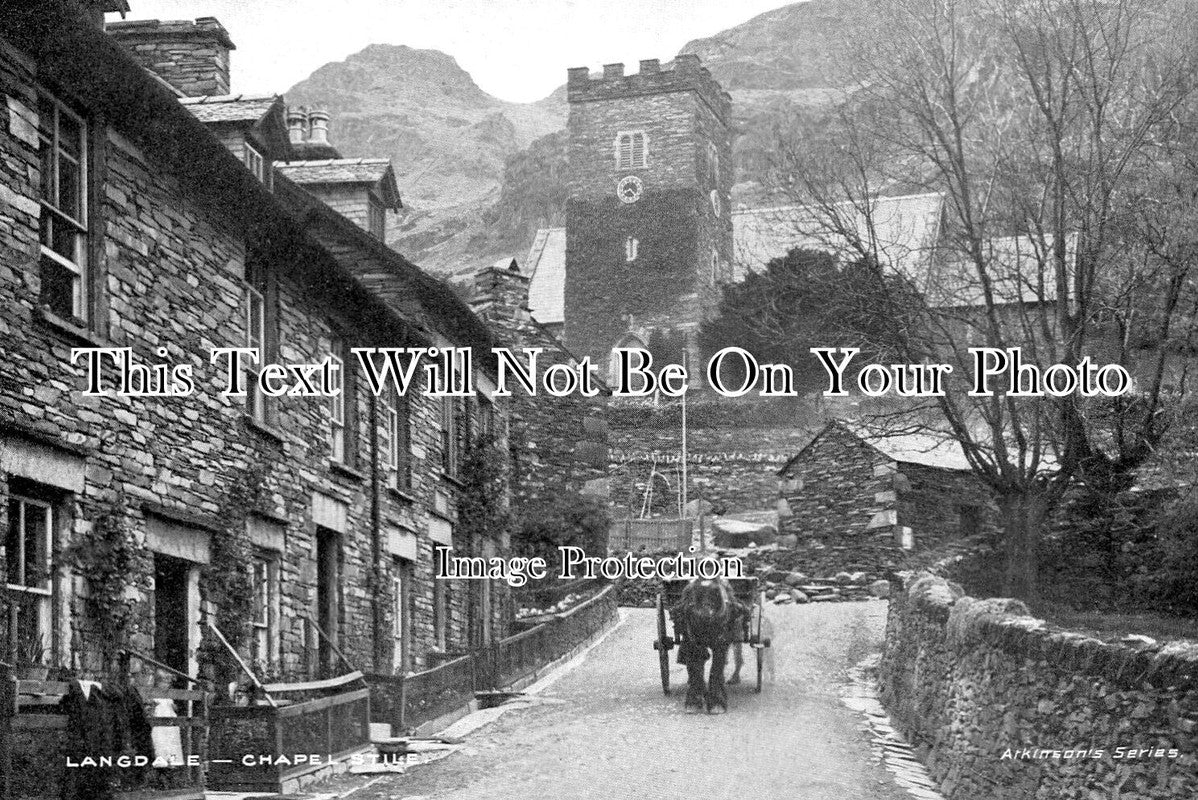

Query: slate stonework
left=0, top=20, right=506, bottom=688
left=881, top=571, right=1198, bottom=800
left=564, top=55, right=733, bottom=369
left=777, top=423, right=999, bottom=570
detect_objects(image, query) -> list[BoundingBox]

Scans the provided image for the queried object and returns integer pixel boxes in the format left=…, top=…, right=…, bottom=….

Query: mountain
left=285, top=1, right=850, bottom=278
left=284, top=44, right=563, bottom=269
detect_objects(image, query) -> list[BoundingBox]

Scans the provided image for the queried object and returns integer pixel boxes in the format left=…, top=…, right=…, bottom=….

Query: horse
left=671, top=577, right=750, bottom=714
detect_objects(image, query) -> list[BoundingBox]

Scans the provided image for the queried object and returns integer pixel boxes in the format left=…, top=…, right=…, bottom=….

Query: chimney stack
left=471, top=259, right=531, bottom=327
left=106, top=17, right=235, bottom=97
left=287, top=107, right=308, bottom=144
left=307, top=109, right=330, bottom=145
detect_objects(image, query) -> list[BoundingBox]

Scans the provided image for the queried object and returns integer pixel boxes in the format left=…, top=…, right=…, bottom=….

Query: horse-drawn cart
left=652, top=577, right=771, bottom=695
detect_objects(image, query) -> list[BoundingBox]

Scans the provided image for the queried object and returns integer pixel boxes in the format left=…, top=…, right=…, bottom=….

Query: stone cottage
left=0, top=0, right=511, bottom=698
left=777, top=421, right=998, bottom=569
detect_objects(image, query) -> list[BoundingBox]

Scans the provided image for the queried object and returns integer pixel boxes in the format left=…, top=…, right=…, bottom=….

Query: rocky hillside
left=286, top=1, right=852, bottom=277
left=284, top=44, right=563, bottom=269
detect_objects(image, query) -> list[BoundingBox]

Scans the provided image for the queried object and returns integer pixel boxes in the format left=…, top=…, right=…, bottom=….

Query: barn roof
left=780, top=420, right=974, bottom=474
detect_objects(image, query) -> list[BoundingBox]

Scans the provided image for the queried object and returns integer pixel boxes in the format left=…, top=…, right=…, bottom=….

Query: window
left=6, top=496, right=54, bottom=663
left=38, top=91, right=89, bottom=322
left=625, top=236, right=639, bottom=263
left=615, top=131, right=647, bottom=170
left=368, top=196, right=386, bottom=241
left=244, top=259, right=273, bottom=425
left=250, top=552, right=279, bottom=669
left=329, top=339, right=346, bottom=463
left=244, top=141, right=270, bottom=187
left=382, top=384, right=411, bottom=490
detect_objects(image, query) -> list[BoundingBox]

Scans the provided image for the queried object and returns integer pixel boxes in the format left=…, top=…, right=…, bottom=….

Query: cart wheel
left=656, top=594, right=671, bottom=695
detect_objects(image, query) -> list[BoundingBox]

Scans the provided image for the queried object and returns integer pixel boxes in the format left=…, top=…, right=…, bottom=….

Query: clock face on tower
left=617, top=175, right=644, bottom=204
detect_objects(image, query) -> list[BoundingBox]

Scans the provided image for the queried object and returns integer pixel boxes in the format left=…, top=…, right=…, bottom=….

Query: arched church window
left=615, top=131, right=647, bottom=170
left=625, top=236, right=639, bottom=262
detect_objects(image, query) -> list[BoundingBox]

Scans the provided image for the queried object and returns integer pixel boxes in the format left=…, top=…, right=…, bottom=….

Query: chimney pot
left=307, top=109, right=330, bottom=145
left=286, top=107, right=307, bottom=144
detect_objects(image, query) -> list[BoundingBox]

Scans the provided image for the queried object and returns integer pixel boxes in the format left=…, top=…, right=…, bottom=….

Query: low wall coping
left=895, top=571, right=1198, bottom=690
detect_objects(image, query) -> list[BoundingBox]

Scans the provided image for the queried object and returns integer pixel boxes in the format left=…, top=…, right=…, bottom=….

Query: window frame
left=38, top=89, right=90, bottom=324
left=329, top=342, right=346, bottom=464
left=440, top=395, right=459, bottom=477
left=383, top=383, right=412, bottom=491
left=243, top=257, right=276, bottom=426
left=6, top=494, right=56, bottom=664
left=244, top=140, right=270, bottom=188
left=249, top=550, right=280, bottom=670
left=625, top=236, right=639, bottom=263
left=614, top=130, right=648, bottom=171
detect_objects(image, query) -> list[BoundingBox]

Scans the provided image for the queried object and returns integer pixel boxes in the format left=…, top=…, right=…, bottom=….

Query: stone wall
left=777, top=423, right=999, bottom=573
left=880, top=572, right=1198, bottom=799
left=0, top=25, right=506, bottom=689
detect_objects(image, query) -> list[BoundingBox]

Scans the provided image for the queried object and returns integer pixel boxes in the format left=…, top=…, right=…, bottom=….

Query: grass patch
left=1030, top=602, right=1198, bottom=645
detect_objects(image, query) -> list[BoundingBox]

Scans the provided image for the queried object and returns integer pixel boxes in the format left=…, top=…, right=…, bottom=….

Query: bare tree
left=763, top=0, right=1198, bottom=599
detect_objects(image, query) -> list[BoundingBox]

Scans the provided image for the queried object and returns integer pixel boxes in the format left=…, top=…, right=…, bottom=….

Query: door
left=153, top=554, right=190, bottom=676
left=316, top=527, right=340, bottom=675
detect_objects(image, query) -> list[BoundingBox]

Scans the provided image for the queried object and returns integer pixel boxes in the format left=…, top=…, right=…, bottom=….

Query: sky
left=107, top=0, right=798, bottom=103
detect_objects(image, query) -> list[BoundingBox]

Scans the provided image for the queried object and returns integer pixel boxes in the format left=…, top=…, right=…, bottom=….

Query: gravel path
left=327, top=601, right=911, bottom=800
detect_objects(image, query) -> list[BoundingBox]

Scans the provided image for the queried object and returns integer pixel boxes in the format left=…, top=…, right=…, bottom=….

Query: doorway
left=316, top=527, right=340, bottom=675
left=153, top=553, right=191, bottom=676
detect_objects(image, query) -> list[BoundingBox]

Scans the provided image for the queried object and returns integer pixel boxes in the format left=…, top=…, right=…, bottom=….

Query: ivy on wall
left=65, top=494, right=140, bottom=669
left=199, top=464, right=267, bottom=684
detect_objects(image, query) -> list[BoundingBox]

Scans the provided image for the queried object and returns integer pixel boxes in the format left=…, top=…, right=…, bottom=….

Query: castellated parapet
left=566, top=54, right=732, bottom=125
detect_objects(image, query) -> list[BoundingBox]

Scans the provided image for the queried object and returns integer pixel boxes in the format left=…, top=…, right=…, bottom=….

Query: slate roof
left=275, top=158, right=403, bottom=210
left=526, top=227, right=566, bottom=325
left=733, top=193, right=1075, bottom=308
left=780, top=420, right=974, bottom=473
left=179, top=94, right=282, bottom=125
left=732, top=193, right=944, bottom=282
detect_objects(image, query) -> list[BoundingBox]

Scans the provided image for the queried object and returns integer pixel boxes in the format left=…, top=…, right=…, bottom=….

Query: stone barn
left=777, top=421, right=998, bottom=572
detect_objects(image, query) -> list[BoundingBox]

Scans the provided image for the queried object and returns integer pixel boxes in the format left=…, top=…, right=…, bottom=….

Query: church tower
left=563, top=55, right=733, bottom=377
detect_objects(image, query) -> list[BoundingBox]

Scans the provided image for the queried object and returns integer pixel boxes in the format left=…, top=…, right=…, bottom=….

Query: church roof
left=526, top=226, right=566, bottom=325
left=732, top=193, right=944, bottom=282
left=733, top=193, right=1073, bottom=308
left=526, top=192, right=1068, bottom=330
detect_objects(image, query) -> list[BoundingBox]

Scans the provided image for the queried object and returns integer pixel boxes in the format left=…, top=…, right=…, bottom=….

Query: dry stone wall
left=881, top=571, right=1198, bottom=800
